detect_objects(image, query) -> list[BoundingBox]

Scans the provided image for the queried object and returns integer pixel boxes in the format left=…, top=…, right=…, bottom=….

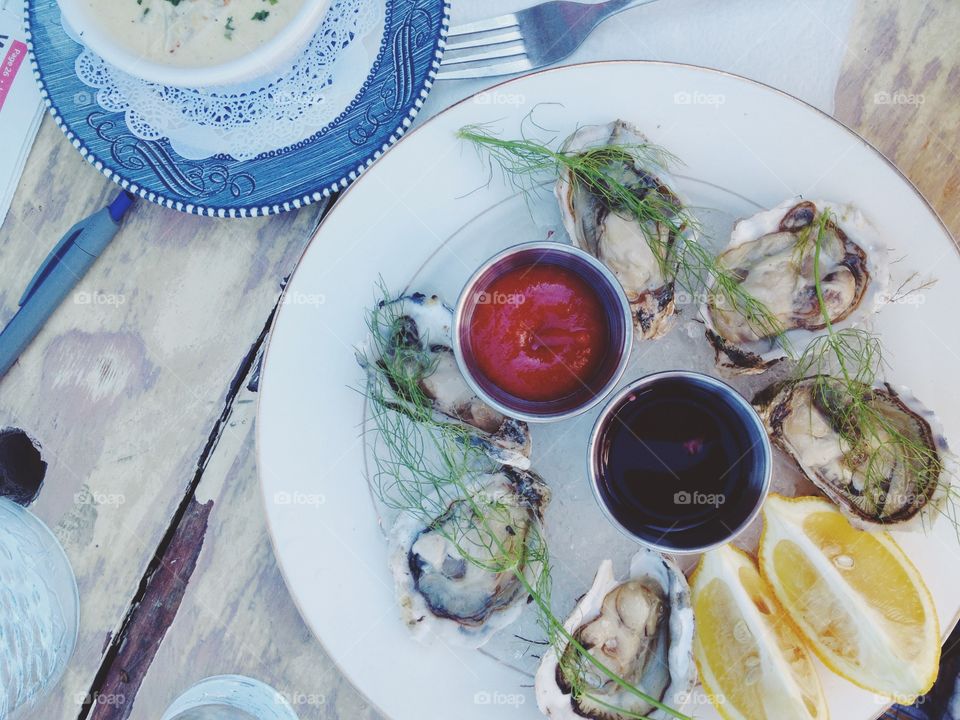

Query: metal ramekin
left=587, top=370, right=773, bottom=554
left=452, top=242, right=633, bottom=423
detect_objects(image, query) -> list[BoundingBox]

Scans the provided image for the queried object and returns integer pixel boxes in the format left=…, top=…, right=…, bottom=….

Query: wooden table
left=1, top=1, right=957, bottom=718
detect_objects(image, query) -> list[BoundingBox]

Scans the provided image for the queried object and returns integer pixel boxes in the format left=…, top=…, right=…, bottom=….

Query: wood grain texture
left=0, top=116, right=324, bottom=718
left=91, top=497, right=212, bottom=720
left=835, top=0, right=960, bottom=239
left=122, top=376, right=380, bottom=720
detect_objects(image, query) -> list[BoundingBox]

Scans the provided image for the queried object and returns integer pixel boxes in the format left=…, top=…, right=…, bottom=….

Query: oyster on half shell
left=359, top=292, right=532, bottom=468
left=704, top=199, right=888, bottom=374
left=388, top=467, right=550, bottom=648
left=536, top=550, right=696, bottom=720
left=556, top=120, right=687, bottom=339
left=754, top=376, right=953, bottom=530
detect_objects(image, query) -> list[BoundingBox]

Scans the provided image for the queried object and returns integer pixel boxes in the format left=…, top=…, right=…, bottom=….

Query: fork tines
left=438, top=12, right=533, bottom=79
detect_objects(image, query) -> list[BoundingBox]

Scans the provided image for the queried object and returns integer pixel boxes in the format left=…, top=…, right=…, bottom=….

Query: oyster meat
left=388, top=467, right=551, bottom=647
left=536, top=550, right=696, bottom=720
left=755, top=376, right=953, bottom=529
left=359, top=292, right=532, bottom=468
left=704, top=199, right=888, bottom=373
left=556, top=120, right=688, bottom=339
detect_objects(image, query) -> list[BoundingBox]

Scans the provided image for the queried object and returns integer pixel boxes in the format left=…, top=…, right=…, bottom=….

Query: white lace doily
left=71, top=0, right=383, bottom=161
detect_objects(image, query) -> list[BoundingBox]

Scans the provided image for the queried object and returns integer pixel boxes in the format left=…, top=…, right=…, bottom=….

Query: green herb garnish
left=457, top=122, right=787, bottom=346
left=362, top=289, right=691, bottom=720
left=357, top=120, right=956, bottom=720
left=458, top=120, right=955, bottom=533
left=793, top=210, right=952, bottom=528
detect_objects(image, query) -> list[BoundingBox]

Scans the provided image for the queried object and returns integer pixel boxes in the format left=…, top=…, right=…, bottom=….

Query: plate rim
left=255, top=59, right=960, bottom=720
left=22, top=0, right=451, bottom=218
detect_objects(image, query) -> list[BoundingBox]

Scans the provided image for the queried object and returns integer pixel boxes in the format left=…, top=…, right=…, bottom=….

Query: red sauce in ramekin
left=467, top=263, right=609, bottom=402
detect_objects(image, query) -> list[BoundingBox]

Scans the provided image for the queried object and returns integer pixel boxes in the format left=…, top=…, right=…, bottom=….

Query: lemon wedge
left=691, top=544, right=828, bottom=720
left=759, top=494, right=940, bottom=702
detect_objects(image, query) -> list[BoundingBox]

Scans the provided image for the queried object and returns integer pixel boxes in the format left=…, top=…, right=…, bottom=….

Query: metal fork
left=437, top=0, right=660, bottom=80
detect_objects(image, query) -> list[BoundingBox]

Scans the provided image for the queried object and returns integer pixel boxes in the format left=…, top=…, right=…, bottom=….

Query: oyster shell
left=388, top=467, right=550, bottom=647
left=704, top=199, right=889, bottom=373
left=556, top=120, right=687, bottom=339
left=359, top=292, right=532, bottom=468
left=754, top=376, right=953, bottom=530
left=535, top=550, right=696, bottom=720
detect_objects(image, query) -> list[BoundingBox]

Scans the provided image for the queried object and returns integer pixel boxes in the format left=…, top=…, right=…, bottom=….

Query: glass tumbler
left=161, top=675, right=300, bottom=720
left=0, top=497, right=80, bottom=718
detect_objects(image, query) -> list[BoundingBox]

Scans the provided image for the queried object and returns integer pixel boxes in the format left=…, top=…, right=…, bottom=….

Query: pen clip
left=18, top=226, right=84, bottom=307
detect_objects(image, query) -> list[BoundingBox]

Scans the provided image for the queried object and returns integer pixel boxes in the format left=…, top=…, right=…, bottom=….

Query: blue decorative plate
left=24, top=0, right=449, bottom=217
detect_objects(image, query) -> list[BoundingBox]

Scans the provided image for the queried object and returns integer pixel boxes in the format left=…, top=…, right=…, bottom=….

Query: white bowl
left=56, top=0, right=333, bottom=88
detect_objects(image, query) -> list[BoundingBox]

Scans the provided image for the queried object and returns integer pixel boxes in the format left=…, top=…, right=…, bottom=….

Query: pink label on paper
left=0, top=40, right=28, bottom=112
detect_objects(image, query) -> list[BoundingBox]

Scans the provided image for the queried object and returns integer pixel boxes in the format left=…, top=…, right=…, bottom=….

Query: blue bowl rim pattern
left=22, top=0, right=450, bottom=217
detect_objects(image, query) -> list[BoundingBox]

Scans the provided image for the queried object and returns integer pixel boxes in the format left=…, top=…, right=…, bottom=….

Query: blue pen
left=0, top=191, right=136, bottom=378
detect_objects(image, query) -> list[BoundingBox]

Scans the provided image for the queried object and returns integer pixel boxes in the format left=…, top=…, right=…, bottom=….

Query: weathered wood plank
left=835, top=0, right=960, bottom=238
left=0, top=116, right=325, bottom=718
left=121, top=365, right=381, bottom=720
left=90, top=497, right=212, bottom=720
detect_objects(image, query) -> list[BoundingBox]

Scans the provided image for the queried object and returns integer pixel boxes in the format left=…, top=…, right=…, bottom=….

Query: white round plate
left=257, top=61, right=960, bottom=720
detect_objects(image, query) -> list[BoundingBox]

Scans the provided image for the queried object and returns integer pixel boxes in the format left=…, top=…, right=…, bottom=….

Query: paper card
left=0, top=2, right=45, bottom=231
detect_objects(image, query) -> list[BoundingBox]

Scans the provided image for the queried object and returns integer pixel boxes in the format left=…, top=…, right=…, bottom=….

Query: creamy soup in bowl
left=58, top=0, right=332, bottom=87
